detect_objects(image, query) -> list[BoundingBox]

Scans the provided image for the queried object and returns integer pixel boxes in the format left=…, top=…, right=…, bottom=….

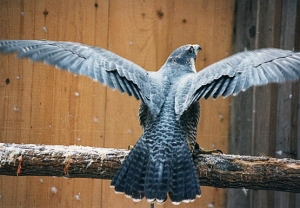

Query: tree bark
left=0, top=143, right=299, bottom=193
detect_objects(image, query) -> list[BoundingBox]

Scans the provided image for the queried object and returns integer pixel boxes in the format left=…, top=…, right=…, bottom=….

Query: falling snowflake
left=51, top=186, right=58, bottom=194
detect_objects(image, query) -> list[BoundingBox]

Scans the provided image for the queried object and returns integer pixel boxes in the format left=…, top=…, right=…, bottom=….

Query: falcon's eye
left=188, top=46, right=194, bottom=54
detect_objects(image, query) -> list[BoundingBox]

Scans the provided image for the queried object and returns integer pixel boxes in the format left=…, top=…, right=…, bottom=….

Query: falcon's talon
left=191, top=142, right=223, bottom=157
left=197, top=148, right=223, bottom=155
left=127, top=145, right=134, bottom=150
left=1, top=40, right=300, bottom=204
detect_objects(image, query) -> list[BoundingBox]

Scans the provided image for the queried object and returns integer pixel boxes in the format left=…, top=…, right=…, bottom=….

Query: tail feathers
left=168, top=142, right=201, bottom=204
left=110, top=138, right=148, bottom=200
left=110, top=137, right=201, bottom=205
left=144, top=150, right=173, bottom=203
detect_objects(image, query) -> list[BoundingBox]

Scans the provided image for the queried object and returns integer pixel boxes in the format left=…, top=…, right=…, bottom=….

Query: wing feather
left=222, top=76, right=239, bottom=97
left=0, top=40, right=164, bottom=115
left=175, top=48, right=300, bottom=116
left=212, top=76, right=232, bottom=98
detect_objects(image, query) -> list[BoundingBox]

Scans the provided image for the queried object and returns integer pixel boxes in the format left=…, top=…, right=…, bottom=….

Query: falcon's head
left=167, top=44, right=202, bottom=71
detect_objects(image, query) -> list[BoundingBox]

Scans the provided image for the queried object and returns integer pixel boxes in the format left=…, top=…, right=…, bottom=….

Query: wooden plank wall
left=228, top=0, right=300, bottom=208
left=0, top=0, right=234, bottom=207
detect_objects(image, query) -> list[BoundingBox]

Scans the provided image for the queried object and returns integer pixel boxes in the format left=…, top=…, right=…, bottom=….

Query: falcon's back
left=111, top=76, right=202, bottom=204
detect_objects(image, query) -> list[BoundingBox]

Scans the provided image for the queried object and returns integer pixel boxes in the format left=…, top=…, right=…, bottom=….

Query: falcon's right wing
left=175, top=48, right=300, bottom=116
left=0, top=40, right=164, bottom=115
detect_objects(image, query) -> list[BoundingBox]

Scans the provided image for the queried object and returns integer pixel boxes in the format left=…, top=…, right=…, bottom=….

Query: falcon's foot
left=127, top=145, right=134, bottom=150
left=192, top=142, right=223, bottom=156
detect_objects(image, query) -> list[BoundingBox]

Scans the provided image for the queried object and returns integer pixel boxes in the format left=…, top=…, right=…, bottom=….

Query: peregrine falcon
left=1, top=40, right=300, bottom=204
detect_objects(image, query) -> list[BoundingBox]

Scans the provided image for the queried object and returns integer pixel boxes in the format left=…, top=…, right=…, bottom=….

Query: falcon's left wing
left=176, top=48, right=300, bottom=116
left=0, top=40, right=164, bottom=115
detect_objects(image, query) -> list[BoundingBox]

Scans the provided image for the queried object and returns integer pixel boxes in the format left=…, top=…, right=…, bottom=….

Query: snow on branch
left=0, top=143, right=299, bottom=193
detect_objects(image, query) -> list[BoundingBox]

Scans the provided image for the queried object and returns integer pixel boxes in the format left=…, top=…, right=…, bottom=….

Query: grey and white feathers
left=1, top=40, right=299, bottom=117
left=1, top=40, right=300, bottom=204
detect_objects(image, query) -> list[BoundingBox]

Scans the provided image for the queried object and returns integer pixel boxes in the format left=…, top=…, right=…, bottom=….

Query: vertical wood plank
left=1, top=1, right=36, bottom=208
left=274, top=1, right=299, bottom=208
left=228, top=1, right=258, bottom=207
left=250, top=1, right=283, bottom=207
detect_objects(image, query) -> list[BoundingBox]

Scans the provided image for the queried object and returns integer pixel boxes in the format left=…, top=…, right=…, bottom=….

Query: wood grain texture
left=274, top=1, right=299, bottom=208
left=228, top=1, right=257, bottom=206
left=229, top=0, right=300, bottom=208
left=250, top=1, right=281, bottom=207
left=1, top=143, right=300, bottom=192
left=0, top=0, right=235, bottom=207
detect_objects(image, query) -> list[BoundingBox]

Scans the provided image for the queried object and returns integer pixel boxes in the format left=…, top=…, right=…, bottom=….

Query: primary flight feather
left=1, top=40, right=300, bottom=204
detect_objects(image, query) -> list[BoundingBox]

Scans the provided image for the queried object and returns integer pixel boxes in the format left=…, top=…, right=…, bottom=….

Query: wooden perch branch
left=0, top=143, right=299, bottom=193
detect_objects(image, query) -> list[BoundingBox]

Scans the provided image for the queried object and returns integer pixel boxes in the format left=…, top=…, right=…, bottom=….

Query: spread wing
left=176, top=48, right=300, bottom=115
left=0, top=40, right=164, bottom=115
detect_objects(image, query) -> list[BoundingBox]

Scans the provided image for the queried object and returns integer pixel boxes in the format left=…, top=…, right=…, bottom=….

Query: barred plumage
left=1, top=40, right=300, bottom=204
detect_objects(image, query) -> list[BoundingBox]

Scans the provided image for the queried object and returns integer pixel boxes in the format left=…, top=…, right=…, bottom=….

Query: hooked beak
left=194, top=45, right=202, bottom=53
left=193, top=45, right=202, bottom=62
left=190, top=45, right=201, bottom=73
